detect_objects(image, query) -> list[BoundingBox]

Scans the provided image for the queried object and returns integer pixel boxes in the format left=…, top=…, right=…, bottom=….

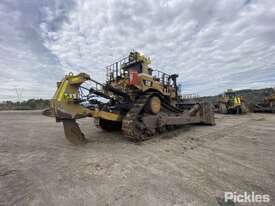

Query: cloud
left=0, top=0, right=275, bottom=100
left=0, top=0, right=72, bottom=100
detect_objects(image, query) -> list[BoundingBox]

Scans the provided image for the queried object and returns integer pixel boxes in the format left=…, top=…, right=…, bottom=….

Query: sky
left=0, top=0, right=275, bottom=101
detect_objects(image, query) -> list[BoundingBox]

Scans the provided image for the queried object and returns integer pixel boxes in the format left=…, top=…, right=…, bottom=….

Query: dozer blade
left=62, top=119, right=87, bottom=145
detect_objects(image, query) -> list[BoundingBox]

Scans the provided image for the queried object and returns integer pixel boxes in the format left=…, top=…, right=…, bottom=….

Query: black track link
left=122, top=92, right=181, bottom=141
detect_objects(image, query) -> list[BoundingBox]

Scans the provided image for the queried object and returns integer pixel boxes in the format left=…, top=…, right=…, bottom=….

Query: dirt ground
left=0, top=111, right=274, bottom=206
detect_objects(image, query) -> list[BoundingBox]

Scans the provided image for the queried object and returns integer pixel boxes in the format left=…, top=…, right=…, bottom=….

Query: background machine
left=217, top=89, right=247, bottom=114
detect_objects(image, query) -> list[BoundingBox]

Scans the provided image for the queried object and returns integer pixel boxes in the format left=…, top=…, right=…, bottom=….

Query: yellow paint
left=57, top=80, right=68, bottom=101
left=70, top=76, right=81, bottom=83
left=234, top=97, right=241, bottom=106
left=91, top=110, right=121, bottom=121
left=237, top=97, right=241, bottom=104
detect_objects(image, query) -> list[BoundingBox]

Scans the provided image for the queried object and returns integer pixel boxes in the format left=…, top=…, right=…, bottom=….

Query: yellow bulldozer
left=44, top=51, right=215, bottom=144
left=253, top=89, right=275, bottom=113
left=217, top=89, right=247, bottom=114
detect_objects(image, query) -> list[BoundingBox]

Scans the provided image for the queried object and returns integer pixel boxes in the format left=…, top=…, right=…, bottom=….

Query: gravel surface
left=0, top=111, right=274, bottom=206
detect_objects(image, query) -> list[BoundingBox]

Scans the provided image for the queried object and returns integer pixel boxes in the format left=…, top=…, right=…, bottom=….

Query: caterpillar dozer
left=44, top=51, right=215, bottom=144
left=217, top=89, right=247, bottom=114
left=253, top=89, right=275, bottom=113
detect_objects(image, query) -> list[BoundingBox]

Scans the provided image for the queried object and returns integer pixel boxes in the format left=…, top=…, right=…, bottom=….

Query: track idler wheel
left=145, top=96, right=161, bottom=114
left=62, top=119, right=87, bottom=145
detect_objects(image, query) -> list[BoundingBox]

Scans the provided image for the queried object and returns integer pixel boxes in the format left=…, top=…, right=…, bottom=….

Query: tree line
left=0, top=99, right=50, bottom=110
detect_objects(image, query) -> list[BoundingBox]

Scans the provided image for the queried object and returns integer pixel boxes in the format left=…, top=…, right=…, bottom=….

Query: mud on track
left=0, top=111, right=274, bottom=206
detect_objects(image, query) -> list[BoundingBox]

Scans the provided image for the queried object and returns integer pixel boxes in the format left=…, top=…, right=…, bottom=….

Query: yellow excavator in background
left=44, top=51, right=215, bottom=144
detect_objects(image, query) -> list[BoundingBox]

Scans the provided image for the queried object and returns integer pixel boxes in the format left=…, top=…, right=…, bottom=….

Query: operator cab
left=105, top=51, right=179, bottom=89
